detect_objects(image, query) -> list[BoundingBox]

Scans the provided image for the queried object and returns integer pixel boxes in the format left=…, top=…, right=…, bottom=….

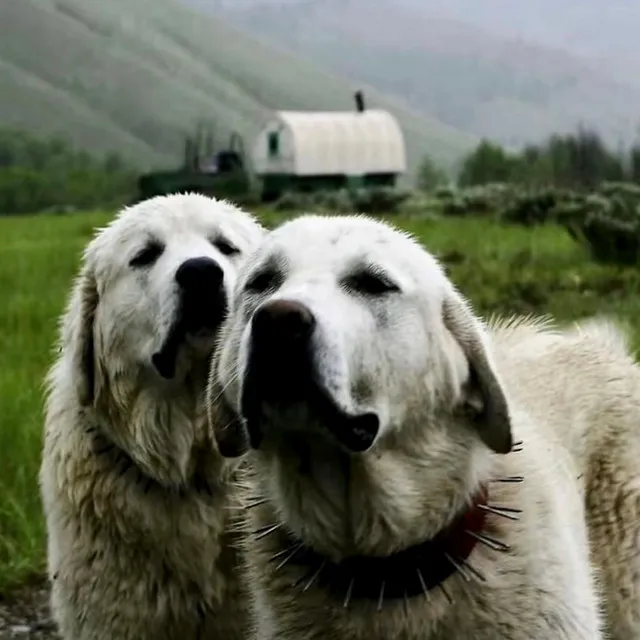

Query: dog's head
left=57, top=193, right=264, bottom=485
left=210, top=214, right=512, bottom=555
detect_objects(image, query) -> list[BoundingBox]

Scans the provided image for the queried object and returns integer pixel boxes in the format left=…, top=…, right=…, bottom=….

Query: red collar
left=272, top=484, right=513, bottom=606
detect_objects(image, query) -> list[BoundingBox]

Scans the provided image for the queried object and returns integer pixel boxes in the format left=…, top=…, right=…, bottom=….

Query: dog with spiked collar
left=209, top=214, right=640, bottom=639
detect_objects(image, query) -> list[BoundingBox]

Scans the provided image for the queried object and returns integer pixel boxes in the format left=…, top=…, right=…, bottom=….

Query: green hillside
left=0, top=0, right=476, bottom=174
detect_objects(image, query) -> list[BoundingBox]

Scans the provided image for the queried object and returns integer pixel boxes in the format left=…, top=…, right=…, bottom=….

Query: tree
left=0, top=128, right=136, bottom=215
left=458, top=140, right=515, bottom=186
left=416, top=156, right=448, bottom=191
left=456, top=128, right=629, bottom=190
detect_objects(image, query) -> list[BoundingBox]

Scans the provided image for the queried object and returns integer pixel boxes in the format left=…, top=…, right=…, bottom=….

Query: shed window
left=268, top=131, right=279, bottom=157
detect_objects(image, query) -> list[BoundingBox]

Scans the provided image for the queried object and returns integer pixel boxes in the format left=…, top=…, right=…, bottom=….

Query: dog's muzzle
left=175, top=257, right=227, bottom=333
left=152, top=257, right=227, bottom=379
left=241, top=298, right=380, bottom=453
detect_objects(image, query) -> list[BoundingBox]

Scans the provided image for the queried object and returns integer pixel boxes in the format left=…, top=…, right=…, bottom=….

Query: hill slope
left=207, top=0, right=640, bottom=149
left=0, top=0, right=475, bottom=173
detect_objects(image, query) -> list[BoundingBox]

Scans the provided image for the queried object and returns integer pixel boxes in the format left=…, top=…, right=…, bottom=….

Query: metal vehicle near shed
left=136, top=123, right=251, bottom=203
left=135, top=92, right=407, bottom=204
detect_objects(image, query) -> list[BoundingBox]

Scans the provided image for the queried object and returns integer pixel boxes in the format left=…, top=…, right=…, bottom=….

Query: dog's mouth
left=152, top=292, right=227, bottom=379
left=240, top=346, right=380, bottom=454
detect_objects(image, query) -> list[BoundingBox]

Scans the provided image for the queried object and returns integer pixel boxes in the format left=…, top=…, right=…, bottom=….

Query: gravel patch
left=0, top=578, right=58, bottom=639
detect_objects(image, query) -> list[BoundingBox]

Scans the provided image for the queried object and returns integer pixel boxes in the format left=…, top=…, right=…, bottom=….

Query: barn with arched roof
left=252, top=93, right=406, bottom=200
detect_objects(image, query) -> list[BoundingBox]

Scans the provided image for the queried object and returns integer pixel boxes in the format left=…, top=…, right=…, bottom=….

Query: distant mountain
left=194, top=0, right=640, bottom=149
left=0, top=0, right=474, bottom=175
left=401, top=0, right=640, bottom=77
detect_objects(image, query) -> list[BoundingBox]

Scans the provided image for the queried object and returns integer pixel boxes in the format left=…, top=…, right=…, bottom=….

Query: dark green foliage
left=416, top=156, right=449, bottom=191
left=501, top=189, right=577, bottom=226
left=458, top=128, right=628, bottom=189
left=555, top=184, right=640, bottom=265
left=459, top=141, right=515, bottom=187
left=350, top=187, right=412, bottom=214
left=0, top=130, right=135, bottom=214
left=272, top=187, right=411, bottom=215
left=444, top=129, right=640, bottom=266
left=420, top=182, right=640, bottom=267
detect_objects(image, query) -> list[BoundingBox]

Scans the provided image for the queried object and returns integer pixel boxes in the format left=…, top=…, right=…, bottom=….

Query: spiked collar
left=261, top=474, right=523, bottom=608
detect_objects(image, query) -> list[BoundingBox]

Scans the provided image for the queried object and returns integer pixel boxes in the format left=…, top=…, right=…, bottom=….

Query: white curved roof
left=263, top=109, right=406, bottom=176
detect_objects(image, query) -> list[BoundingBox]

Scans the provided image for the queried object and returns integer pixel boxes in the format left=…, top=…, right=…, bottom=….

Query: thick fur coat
left=40, top=194, right=264, bottom=639
left=209, top=214, right=640, bottom=640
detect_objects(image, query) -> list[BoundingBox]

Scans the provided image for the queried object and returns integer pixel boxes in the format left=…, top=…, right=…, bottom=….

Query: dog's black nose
left=243, top=299, right=316, bottom=420
left=251, top=299, right=316, bottom=347
left=176, top=257, right=223, bottom=293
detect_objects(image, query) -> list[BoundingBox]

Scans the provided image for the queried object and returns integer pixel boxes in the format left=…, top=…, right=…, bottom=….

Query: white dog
left=40, top=194, right=264, bottom=640
left=210, top=213, right=640, bottom=639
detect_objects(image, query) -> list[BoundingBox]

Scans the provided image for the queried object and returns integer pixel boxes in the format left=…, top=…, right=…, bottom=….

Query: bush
left=272, top=186, right=411, bottom=215
left=501, top=189, right=570, bottom=226
left=350, top=187, right=411, bottom=214
left=556, top=188, right=640, bottom=265
left=0, top=129, right=136, bottom=215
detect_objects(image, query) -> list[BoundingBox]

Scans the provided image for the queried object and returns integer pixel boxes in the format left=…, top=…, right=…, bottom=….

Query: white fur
left=212, top=214, right=640, bottom=639
left=40, top=194, right=264, bottom=640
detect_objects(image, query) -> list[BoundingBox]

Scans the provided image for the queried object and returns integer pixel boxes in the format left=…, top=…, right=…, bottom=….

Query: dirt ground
left=0, top=578, right=58, bottom=639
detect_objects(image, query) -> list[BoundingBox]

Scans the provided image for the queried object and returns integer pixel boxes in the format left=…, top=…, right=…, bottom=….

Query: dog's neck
left=251, top=435, right=524, bottom=606
left=258, top=483, right=510, bottom=607
left=85, top=423, right=220, bottom=498
left=83, top=363, right=227, bottom=498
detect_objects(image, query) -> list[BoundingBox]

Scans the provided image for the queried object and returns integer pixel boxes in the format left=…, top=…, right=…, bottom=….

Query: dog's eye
left=346, top=271, right=399, bottom=296
left=211, top=237, right=240, bottom=257
left=245, top=269, right=279, bottom=294
left=130, top=242, right=164, bottom=268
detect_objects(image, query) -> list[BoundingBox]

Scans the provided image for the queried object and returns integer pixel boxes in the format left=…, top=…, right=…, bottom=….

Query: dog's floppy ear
left=207, top=368, right=249, bottom=458
left=442, top=288, right=512, bottom=454
left=67, top=264, right=99, bottom=407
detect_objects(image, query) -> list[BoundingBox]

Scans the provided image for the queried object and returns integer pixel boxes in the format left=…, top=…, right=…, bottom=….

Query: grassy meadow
left=2, top=208, right=640, bottom=593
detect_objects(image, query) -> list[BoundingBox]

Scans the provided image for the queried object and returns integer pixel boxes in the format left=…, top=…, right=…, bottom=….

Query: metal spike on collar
left=478, top=504, right=522, bottom=521
left=453, top=555, right=487, bottom=583
left=246, top=498, right=268, bottom=509
left=376, top=580, right=386, bottom=612
left=416, top=568, right=431, bottom=602
left=439, top=582, right=453, bottom=604
left=273, top=543, right=303, bottom=572
left=444, top=552, right=471, bottom=582
left=465, top=529, right=511, bottom=552
left=254, top=523, right=281, bottom=541
left=343, top=576, right=355, bottom=609
left=271, top=542, right=300, bottom=562
left=292, top=567, right=315, bottom=589
left=302, top=561, right=326, bottom=593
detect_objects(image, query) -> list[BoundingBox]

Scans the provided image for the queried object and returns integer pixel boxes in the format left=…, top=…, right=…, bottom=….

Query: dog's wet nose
left=176, top=257, right=223, bottom=293
left=243, top=299, right=317, bottom=426
left=252, top=299, right=316, bottom=346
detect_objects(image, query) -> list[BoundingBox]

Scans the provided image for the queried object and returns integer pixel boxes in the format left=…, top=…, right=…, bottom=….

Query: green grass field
left=2, top=209, right=640, bottom=594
